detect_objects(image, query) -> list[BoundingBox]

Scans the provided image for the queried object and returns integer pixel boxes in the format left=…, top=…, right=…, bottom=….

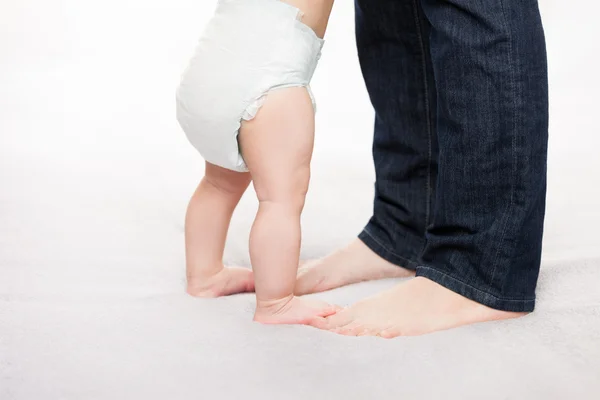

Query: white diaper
left=176, top=0, right=324, bottom=172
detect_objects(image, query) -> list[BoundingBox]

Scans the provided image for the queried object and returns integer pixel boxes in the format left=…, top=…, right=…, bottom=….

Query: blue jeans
left=355, top=0, right=549, bottom=312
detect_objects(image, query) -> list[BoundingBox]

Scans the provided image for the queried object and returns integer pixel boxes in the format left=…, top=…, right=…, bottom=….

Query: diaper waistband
left=217, top=0, right=325, bottom=55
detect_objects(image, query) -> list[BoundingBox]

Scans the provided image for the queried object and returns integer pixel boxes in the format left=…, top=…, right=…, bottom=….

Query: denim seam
left=488, top=0, right=518, bottom=285
left=411, top=0, right=434, bottom=233
left=361, top=227, right=417, bottom=268
left=417, top=266, right=535, bottom=303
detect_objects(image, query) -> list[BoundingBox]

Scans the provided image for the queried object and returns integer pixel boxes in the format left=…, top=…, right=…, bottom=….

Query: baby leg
left=239, top=87, right=340, bottom=325
left=185, top=162, right=254, bottom=297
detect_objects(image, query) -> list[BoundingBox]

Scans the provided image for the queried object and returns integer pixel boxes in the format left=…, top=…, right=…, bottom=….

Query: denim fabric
left=356, top=0, right=549, bottom=312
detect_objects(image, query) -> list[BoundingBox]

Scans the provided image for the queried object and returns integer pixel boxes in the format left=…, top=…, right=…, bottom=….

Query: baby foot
left=187, top=267, right=255, bottom=298
left=254, top=295, right=341, bottom=325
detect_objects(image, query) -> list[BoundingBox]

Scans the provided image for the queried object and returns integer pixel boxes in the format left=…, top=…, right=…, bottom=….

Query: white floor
left=1, top=1, right=599, bottom=399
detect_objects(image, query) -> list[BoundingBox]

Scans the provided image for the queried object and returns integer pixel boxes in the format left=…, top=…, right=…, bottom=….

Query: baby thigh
left=239, top=86, right=315, bottom=209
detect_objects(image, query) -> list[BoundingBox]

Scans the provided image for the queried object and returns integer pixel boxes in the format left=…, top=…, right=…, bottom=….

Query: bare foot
left=187, top=267, right=254, bottom=298
left=312, top=277, right=527, bottom=337
left=254, top=295, right=341, bottom=325
left=295, top=239, right=414, bottom=295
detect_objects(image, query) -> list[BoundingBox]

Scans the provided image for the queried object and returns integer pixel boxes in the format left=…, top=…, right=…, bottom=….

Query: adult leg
left=320, top=0, right=548, bottom=336
left=415, top=0, right=549, bottom=312
left=296, top=0, right=437, bottom=294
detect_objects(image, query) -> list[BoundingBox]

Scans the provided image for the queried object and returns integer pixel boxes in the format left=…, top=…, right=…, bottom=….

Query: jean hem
left=358, top=229, right=419, bottom=271
left=416, top=266, right=535, bottom=312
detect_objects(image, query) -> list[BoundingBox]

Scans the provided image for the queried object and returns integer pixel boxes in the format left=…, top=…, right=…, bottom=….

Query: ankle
left=186, top=265, right=225, bottom=287
left=255, top=294, right=295, bottom=314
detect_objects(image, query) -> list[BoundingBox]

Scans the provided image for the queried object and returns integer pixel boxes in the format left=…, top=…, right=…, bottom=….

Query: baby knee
left=255, top=168, right=310, bottom=211
left=257, top=186, right=307, bottom=214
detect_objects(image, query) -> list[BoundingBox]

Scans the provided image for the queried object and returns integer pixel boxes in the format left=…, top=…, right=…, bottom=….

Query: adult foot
left=295, top=239, right=414, bottom=295
left=312, top=277, right=527, bottom=337
left=187, top=267, right=255, bottom=298
left=254, top=295, right=341, bottom=325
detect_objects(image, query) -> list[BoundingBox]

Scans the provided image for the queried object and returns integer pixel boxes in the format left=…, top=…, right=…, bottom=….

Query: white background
left=1, top=1, right=600, bottom=399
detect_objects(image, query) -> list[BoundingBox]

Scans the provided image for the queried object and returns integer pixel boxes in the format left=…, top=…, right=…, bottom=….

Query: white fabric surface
left=1, top=1, right=599, bottom=399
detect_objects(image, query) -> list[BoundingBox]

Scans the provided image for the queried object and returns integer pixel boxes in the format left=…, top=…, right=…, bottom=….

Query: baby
left=176, top=0, right=338, bottom=325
